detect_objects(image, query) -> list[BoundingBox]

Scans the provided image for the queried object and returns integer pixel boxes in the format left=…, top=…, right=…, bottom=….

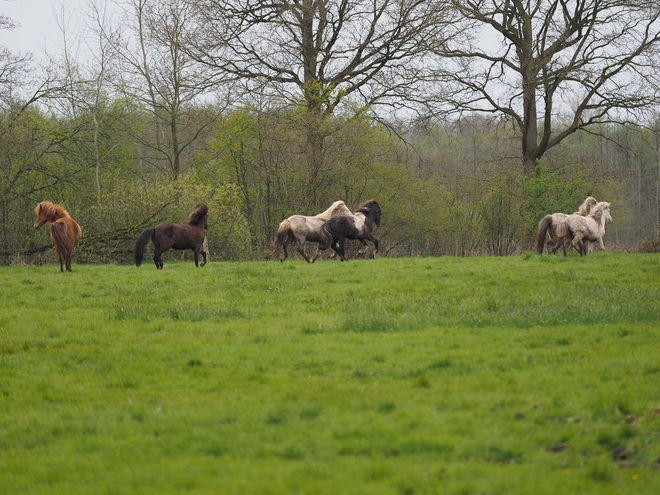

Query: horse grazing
left=271, top=200, right=351, bottom=262
left=134, top=203, right=209, bottom=269
left=555, top=201, right=612, bottom=256
left=34, top=201, right=83, bottom=272
left=535, top=197, right=597, bottom=254
left=311, top=200, right=382, bottom=263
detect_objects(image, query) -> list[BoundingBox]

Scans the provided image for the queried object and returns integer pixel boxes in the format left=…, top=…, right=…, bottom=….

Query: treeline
left=2, top=101, right=659, bottom=264
left=1, top=0, right=660, bottom=263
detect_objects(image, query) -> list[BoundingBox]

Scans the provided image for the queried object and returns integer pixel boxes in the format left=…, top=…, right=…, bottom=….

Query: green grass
left=1, top=252, right=659, bottom=494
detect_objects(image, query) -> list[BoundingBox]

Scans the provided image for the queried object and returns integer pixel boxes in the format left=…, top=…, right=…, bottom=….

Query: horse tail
left=50, top=221, right=72, bottom=259
left=535, top=215, right=553, bottom=254
left=318, top=221, right=333, bottom=251
left=270, top=219, right=290, bottom=258
left=555, top=221, right=569, bottom=238
left=134, top=228, right=155, bottom=267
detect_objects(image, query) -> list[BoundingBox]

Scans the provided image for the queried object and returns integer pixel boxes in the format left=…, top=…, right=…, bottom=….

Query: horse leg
left=193, top=248, right=199, bottom=267
left=334, top=238, right=347, bottom=262
left=296, top=238, right=311, bottom=263
left=362, top=234, right=379, bottom=258
left=56, top=248, right=64, bottom=272
left=311, top=248, right=322, bottom=263
left=200, top=248, right=207, bottom=266
left=356, top=239, right=369, bottom=257
left=153, top=249, right=164, bottom=269
left=571, top=237, right=584, bottom=256
left=65, top=246, right=73, bottom=272
left=281, top=236, right=291, bottom=262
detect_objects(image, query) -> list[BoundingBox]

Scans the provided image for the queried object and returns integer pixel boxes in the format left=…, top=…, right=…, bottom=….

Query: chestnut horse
left=311, top=200, right=382, bottom=262
left=134, top=203, right=209, bottom=269
left=34, top=201, right=82, bottom=272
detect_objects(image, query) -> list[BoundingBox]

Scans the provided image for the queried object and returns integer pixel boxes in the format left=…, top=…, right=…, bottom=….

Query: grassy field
left=1, top=253, right=659, bottom=494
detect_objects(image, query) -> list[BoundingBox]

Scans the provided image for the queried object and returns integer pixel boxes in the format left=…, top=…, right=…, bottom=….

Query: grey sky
left=0, top=0, right=85, bottom=58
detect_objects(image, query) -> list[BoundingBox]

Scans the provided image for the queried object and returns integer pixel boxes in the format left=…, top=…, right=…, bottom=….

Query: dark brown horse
left=134, top=203, right=209, bottom=269
left=34, top=201, right=83, bottom=272
left=311, top=200, right=382, bottom=262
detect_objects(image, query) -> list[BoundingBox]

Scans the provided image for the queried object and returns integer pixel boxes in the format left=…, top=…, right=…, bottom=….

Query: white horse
left=535, top=197, right=598, bottom=254
left=556, top=201, right=612, bottom=256
left=271, top=200, right=351, bottom=262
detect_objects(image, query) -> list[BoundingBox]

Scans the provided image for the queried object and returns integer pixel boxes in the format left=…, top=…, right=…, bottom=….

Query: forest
left=1, top=0, right=660, bottom=264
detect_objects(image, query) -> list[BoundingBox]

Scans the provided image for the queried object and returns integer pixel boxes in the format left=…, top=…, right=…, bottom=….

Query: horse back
left=154, top=222, right=204, bottom=249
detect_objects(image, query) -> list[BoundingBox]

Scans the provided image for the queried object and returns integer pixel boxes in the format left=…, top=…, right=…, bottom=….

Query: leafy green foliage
left=1, top=254, right=659, bottom=493
left=520, top=162, right=595, bottom=236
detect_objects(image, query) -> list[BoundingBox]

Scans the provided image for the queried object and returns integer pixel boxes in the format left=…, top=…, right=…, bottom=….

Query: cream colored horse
left=271, top=201, right=351, bottom=262
left=556, top=202, right=612, bottom=255
left=535, top=197, right=597, bottom=254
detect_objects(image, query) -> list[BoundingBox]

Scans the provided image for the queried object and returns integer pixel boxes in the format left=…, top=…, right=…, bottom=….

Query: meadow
left=1, top=253, right=659, bottom=494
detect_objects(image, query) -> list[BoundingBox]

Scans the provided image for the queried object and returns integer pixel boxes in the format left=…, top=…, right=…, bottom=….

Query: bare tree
left=188, top=0, right=451, bottom=203
left=428, top=0, right=660, bottom=172
left=90, top=0, right=218, bottom=179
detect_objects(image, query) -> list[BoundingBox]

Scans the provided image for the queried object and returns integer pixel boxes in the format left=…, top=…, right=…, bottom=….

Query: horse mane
left=315, top=200, right=350, bottom=220
left=589, top=202, right=609, bottom=220
left=355, top=199, right=380, bottom=214
left=577, top=197, right=597, bottom=216
left=36, top=201, right=70, bottom=220
left=188, top=203, right=209, bottom=225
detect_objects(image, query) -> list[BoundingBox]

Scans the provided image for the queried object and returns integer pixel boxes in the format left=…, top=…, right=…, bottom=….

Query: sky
left=0, top=0, right=86, bottom=59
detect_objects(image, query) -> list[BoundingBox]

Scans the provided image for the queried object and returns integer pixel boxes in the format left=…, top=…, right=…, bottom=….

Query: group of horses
left=33, top=194, right=610, bottom=272
left=535, top=197, right=613, bottom=256
left=33, top=199, right=382, bottom=271
left=270, top=200, right=382, bottom=263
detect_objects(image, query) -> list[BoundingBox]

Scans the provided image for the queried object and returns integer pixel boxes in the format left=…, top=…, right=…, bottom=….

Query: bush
left=638, top=236, right=660, bottom=253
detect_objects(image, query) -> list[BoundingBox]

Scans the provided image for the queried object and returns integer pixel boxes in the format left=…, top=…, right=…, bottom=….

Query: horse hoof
left=200, top=262, right=206, bottom=267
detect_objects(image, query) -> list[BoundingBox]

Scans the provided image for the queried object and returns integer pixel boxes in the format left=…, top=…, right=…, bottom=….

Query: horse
left=311, top=200, right=382, bottom=263
left=134, top=203, right=209, bottom=269
left=271, top=200, right=352, bottom=262
left=555, top=201, right=612, bottom=256
left=34, top=201, right=83, bottom=272
left=535, top=197, right=597, bottom=255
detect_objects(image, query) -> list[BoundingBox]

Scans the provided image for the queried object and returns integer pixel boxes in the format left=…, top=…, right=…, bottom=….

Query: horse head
left=357, top=200, right=382, bottom=227
left=602, top=203, right=612, bottom=223
left=593, top=202, right=612, bottom=225
left=34, top=201, right=66, bottom=229
left=189, top=203, right=209, bottom=227
left=34, top=203, right=48, bottom=229
left=578, top=197, right=598, bottom=216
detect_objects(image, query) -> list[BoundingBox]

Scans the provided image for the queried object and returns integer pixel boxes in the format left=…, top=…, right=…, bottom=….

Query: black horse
left=311, top=200, right=382, bottom=262
left=134, top=203, right=209, bottom=269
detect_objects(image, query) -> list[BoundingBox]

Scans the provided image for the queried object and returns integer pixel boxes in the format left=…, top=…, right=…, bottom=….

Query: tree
left=188, top=0, right=450, bottom=203
left=0, top=12, right=70, bottom=258
left=429, top=0, right=660, bottom=172
left=90, top=0, right=218, bottom=179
